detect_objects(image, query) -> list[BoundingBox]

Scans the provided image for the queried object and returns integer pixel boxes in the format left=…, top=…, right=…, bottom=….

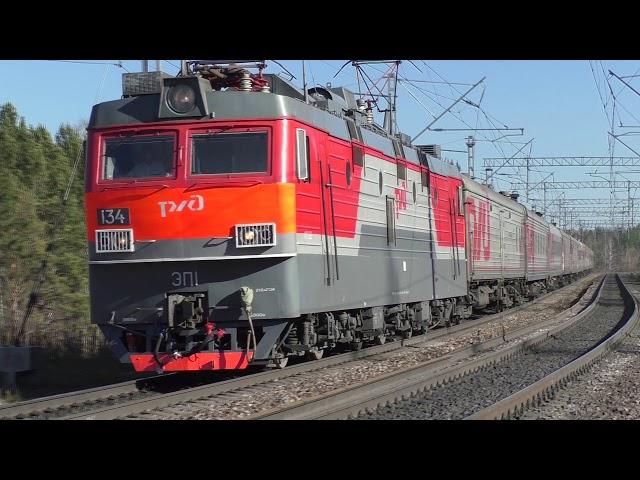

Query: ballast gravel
left=361, top=278, right=625, bottom=420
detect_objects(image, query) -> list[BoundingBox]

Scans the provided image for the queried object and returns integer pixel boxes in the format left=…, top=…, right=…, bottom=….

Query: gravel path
left=128, top=275, right=599, bottom=420
left=360, top=277, right=625, bottom=420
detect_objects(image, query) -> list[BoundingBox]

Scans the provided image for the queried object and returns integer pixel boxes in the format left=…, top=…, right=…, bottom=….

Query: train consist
left=85, top=62, right=593, bottom=372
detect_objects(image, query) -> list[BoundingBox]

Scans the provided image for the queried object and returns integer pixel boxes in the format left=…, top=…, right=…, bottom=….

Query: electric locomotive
left=85, top=61, right=592, bottom=373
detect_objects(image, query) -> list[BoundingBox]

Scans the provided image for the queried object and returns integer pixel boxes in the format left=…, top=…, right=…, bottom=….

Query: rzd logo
left=158, top=195, right=204, bottom=218
left=394, top=180, right=408, bottom=219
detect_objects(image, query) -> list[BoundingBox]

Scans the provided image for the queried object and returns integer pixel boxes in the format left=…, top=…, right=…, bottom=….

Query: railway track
left=256, top=273, right=631, bottom=421
left=468, top=273, right=639, bottom=420
left=0, top=372, right=246, bottom=420
left=518, top=274, right=640, bottom=420
left=0, top=273, right=599, bottom=420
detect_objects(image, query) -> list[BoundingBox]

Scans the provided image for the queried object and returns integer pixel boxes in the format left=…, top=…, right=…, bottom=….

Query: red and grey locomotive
left=84, top=61, right=593, bottom=373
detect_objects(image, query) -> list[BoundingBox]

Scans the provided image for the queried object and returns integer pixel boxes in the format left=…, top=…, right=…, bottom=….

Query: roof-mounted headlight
left=167, top=84, right=196, bottom=114
left=158, top=76, right=211, bottom=119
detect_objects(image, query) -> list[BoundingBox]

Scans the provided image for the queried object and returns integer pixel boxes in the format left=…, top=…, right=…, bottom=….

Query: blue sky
left=2, top=59, right=639, bottom=227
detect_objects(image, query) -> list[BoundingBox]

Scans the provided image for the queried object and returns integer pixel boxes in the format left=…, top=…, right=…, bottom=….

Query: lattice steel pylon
left=483, top=156, right=640, bottom=168
left=510, top=180, right=640, bottom=190
left=542, top=198, right=635, bottom=206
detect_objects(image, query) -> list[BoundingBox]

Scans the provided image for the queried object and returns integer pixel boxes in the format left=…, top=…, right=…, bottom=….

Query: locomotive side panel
left=429, top=172, right=467, bottom=298
left=294, top=121, right=443, bottom=313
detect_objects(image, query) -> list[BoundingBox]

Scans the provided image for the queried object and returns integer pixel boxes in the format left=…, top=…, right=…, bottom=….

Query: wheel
left=402, top=329, right=413, bottom=339
left=306, top=349, right=324, bottom=360
left=271, top=356, right=289, bottom=369
left=374, top=334, right=386, bottom=345
left=351, top=341, right=363, bottom=351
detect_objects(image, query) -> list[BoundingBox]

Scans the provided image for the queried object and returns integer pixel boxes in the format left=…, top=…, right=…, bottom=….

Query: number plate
left=97, top=208, right=130, bottom=225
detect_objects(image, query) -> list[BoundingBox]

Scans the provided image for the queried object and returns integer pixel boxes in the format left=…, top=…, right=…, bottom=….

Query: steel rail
left=466, top=274, right=639, bottom=420
left=0, top=375, right=169, bottom=419
left=252, top=275, right=606, bottom=420
left=60, top=274, right=599, bottom=420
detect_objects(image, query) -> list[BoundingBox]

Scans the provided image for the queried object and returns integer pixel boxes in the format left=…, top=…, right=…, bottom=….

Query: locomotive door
left=465, top=192, right=473, bottom=277
left=317, top=143, right=339, bottom=285
left=499, top=209, right=504, bottom=281
left=424, top=170, right=437, bottom=299
left=448, top=181, right=462, bottom=281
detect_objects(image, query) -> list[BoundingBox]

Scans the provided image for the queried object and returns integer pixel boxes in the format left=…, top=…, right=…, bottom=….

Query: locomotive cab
left=86, top=69, right=302, bottom=371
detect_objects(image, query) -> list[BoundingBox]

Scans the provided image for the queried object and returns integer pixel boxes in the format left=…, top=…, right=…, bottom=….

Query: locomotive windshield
left=102, top=135, right=174, bottom=180
left=191, top=131, right=268, bottom=175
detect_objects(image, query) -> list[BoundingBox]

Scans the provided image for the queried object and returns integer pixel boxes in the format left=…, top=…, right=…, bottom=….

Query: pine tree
left=0, top=103, right=90, bottom=348
left=0, top=104, right=48, bottom=345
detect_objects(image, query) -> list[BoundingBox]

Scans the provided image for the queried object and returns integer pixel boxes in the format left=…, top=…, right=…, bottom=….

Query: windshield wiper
left=185, top=180, right=261, bottom=191
left=100, top=184, right=170, bottom=192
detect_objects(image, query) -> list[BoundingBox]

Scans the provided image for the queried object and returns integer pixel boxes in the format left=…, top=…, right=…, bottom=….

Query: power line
left=163, top=60, right=180, bottom=70
left=399, top=70, right=519, bottom=162
left=49, top=60, right=129, bottom=71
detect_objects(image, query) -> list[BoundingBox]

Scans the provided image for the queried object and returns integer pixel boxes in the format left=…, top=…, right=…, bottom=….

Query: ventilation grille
left=96, top=229, right=135, bottom=253
left=417, top=144, right=442, bottom=159
left=235, top=223, right=276, bottom=248
left=122, top=72, right=168, bottom=96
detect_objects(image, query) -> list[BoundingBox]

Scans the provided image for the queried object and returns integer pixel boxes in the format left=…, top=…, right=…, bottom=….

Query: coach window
left=296, top=128, right=310, bottom=181
left=191, top=131, right=268, bottom=175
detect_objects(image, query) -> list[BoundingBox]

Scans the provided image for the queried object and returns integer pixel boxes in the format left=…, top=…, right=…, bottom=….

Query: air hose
left=153, top=331, right=166, bottom=367
left=240, top=287, right=257, bottom=363
left=181, top=330, right=216, bottom=357
left=155, top=328, right=218, bottom=367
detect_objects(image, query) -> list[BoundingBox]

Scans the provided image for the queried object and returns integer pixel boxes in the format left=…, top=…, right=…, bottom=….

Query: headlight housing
left=158, top=76, right=211, bottom=119
left=235, top=223, right=276, bottom=248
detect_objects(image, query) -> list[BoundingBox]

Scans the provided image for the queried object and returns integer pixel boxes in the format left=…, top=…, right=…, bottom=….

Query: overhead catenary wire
left=412, top=68, right=525, bottom=189
left=399, top=68, right=524, bottom=177
left=50, top=60, right=124, bottom=67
